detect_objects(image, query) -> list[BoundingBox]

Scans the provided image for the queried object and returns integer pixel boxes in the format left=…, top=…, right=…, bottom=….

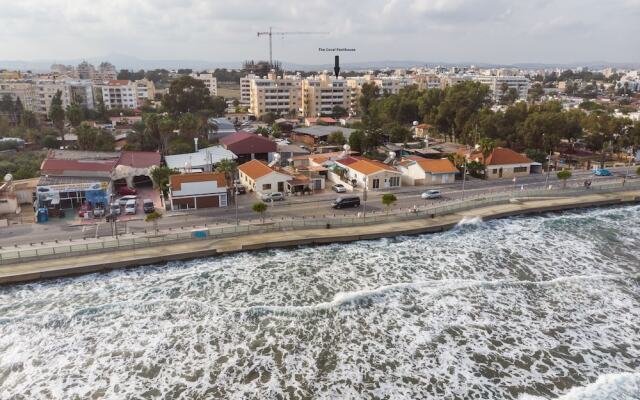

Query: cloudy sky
left=1, top=0, right=639, bottom=65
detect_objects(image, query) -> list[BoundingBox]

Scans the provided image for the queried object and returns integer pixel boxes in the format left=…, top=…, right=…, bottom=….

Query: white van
left=124, top=199, right=137, bottom=215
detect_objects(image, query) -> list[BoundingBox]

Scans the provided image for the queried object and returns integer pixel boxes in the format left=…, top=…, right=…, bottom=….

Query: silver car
left=261, top=192, right=285, bottom=202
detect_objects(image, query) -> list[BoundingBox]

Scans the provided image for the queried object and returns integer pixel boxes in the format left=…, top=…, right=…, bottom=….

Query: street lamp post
left=545, top=148, right=552, bottom=189
left=461, top=158, right=467, bottom=200
left=363, top=177, right=368, bottom=221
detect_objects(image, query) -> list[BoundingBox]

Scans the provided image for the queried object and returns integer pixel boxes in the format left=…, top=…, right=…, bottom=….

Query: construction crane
left=257, top=27, right=328, bottom=68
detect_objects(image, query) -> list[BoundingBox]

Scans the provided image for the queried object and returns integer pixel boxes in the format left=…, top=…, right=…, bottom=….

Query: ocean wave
left=520, top=372, right=640, bottom=400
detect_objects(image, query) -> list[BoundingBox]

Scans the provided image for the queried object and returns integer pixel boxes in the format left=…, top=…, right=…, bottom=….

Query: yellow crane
left=257, top=27, right=328, bottom=67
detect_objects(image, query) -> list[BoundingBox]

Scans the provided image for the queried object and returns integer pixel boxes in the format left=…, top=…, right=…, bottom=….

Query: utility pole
left=363, top=177, right=368, bottom=221
left=461, top=158, right=467, bottom=200
left=257, top=28, right=328, bottom=68
left=545, top=148, right=552, bottom=189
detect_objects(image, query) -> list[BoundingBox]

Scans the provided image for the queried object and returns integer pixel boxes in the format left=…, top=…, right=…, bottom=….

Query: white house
left=398, top=157, right=459, bottom=185
left=335, top=157, right=402, bottom=190
left=467, top=147, right=534, bottom=180
left=238, top=159, right=292, bottom=195
left=169, top=172, right=228, bottom=210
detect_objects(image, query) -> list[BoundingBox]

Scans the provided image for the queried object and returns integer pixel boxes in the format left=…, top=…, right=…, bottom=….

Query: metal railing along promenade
left=1, top=181, right=639, bottom=265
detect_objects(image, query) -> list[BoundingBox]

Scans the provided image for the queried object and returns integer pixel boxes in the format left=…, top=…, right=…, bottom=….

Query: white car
left=421, top=190, right=442, bottom=199
left=118, top=195, right=137, bottom=206
left=332, top=184, right=347, bottom=193
left=109, top=202, right=121, bottom=216
left=124, top=199, right=137, bottom=215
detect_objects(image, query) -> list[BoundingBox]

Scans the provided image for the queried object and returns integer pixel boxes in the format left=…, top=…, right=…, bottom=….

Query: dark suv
left=143, top=199, right=155, bottom=213
left=332, top=196, right=361, bottom=209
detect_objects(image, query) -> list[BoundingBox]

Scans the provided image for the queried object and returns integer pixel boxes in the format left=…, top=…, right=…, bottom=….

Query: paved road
left=0, top=167, right=635, bottom=247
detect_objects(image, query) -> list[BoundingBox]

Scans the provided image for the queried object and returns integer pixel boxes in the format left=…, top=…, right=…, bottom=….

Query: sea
left=0, top=205, right=639, bottom=399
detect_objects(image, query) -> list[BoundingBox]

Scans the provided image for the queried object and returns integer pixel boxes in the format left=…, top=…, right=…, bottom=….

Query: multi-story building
left=76, top=61, right=95, bottom=80
left=301, top=72, right=350, bottom=117
left=66, top=80, right=95, bottom=110
left=475, top=74, right=530, bottom=101
left=35, top=79, right=70, bottom=114
left=0, top=81, right=37, bottom=112
left=190, top=72, right=217, bottom=96
left=94, top=62, right=118, bottom=83
left=249, top=72, right=302, bottom=118
left=98, top=80, right=138, bottom=110
left=414, top=74, right=443, bottom=90
left=240, top=74, right=257, bottom=106
left=134, top=79, right=157, bottom=105
left=373, top=76, right=415, bottom=95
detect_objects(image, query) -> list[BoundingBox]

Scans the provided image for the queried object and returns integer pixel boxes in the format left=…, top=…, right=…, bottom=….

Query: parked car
left=593, top=169, right=612, bottom=176
left=421, top=190, right=442, bottom=199
left=261, top=192, right=285, bottom=202
left=332, top=196, right=361, bottom=209
left=117, top=186, right=138, bottom=196
left=235, top=184, right=246, bottom=195
left=142, top=199, right=155, bottom=213
left=109, top=202, right=121, bottom=216
left=124, top=199, right=137, bottom=215
left=93, top=207, right=106, bottom=218
left=118, top=195, right=138, bottom=206
left=332, top=184, right=347, bottom=193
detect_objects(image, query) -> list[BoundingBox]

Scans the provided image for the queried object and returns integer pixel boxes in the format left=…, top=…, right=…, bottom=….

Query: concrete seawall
left=1, top=191, right=638, bottom=285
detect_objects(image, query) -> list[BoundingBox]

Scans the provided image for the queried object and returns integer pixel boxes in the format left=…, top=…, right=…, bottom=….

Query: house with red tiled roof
left=335, top=158, right=402, bottom=190
left=169, top=172, right=228, bottom=210
left=238, top=159, right=292, bottom=195
left=219, top=131, right=277, bottom=164
left=398, top=156, right=459, bottom=185
left=466, top=147, right=534, bottom=179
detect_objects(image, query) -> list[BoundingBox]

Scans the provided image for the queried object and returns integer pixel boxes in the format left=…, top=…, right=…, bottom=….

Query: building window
left=389, top=176, right=400, bottom=187
left=262, top=183, right=272, bottom=191
left=372, top=179, right=380, bottom=189
left=513, top=166, right=528, bottom=173
left=492, top=169, right=498, bottom=174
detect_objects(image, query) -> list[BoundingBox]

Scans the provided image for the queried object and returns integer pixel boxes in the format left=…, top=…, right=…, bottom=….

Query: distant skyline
left=1, top=0, right=639, bottom=66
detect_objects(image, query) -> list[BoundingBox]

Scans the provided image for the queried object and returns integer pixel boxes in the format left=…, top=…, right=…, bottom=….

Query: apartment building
left=249, top=72, right=302, bottom=118
left=93, top=62, right=118, bottom=83
left=190, top=72, right=217, bottom=96
left=134, top=79, right=157, bottom=105
left=66, top=80, right=95, bottom=110
left=302, top=72, right=350, bottom=117
left=98, top=80, right=138, bottom=110
left=475, top=75, right=530, bottom=101
left=0, top=81, right=37, bottom=112
left=240, top=74, right=257, bottom=106
left=76, top=61, right=95, bottom=80
left=373, top=76, right=415, bottom=95
left=35, top=79, right=70, bottom=114
left=414, top=74, right=443, bottom=90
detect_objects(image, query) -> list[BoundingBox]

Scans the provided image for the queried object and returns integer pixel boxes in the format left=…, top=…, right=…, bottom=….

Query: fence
left=1, top=181, right=639, bottom=265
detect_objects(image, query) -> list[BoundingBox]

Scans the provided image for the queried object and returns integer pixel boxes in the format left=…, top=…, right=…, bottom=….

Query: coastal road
left=0, top=167, right=635, bottom=247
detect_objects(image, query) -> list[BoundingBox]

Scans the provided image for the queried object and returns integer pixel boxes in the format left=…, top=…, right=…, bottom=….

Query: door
left=314, top=179, right=322, bottom=190
left=277, top=182, right=285, bottom=193
left=372, top=179, right=380, bottom=189
left=499, top=168, right=503, bottom=178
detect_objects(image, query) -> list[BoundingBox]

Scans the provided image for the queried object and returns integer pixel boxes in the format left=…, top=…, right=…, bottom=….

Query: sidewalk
left=1, top=189, right=638, bottom=284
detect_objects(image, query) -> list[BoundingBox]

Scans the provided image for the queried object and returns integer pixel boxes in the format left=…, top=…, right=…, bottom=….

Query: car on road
left=332, top=196, right=361, bottom=209
left=593, top=169, right=612, bottom=176
left=421, top=190, right=442, bottom=199
left=260, top=192, right=285, bottom=202
left=143, top=199, right=155, bottom=213
left=117, top=186, right=138, bottom=196
left=92, top=206, right=106, bottom=218
left=118, top=195, right=138, bottom=206
left=109, top=202, right=121, bottom=216
left=332, top=184, right=347, bottom=193
left=235, top=184, right=246, bottom=195
left=124, top=199, right=137, bottom=215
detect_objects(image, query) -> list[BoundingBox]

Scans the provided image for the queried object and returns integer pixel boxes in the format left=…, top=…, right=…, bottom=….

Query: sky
left=0, top=0, right=639, bottom=65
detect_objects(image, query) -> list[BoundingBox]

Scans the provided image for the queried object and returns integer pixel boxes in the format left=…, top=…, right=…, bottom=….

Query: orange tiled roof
left=485, top=147, right=532, bottom=165
left=170, top=172, right=226, bottom=190
left=238, top=159, right=277, bottom=180
left=413, top=158, right=458, bottom=174
left=348, top=159, right=400, bottom=175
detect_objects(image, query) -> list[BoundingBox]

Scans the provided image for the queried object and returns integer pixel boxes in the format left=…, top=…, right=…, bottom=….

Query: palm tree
left=215, top=158, right=237, bottom=187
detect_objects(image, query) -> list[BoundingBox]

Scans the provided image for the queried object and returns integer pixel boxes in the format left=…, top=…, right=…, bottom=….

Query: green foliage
left=178, top=112, right=201, bottom=138
left=144, top=210, right=162, bottom=234
left=260, top=112, right=277, bottom=124
left=348, top=130, right=365, bottom=153
left=327, top=131, right=346, bottom=145
left=41, top=135, right=60, bottom=149
left=75, top=124, right=115, bottom=151
left=66, top=103, right=84, bottom=127
left=271, top=123, right=282, bottom=139
left=524, top=148, right=548, bottom=164
left=215, top=158, right=237, bottom=184
left=557, top=170, right=572, bottom=180
left=252, top=202, right=268, bottom=222
left=636, top=166, right=640, bottom=176
left=167, top=136, right=193, bottom=155
left=331, top=105, right=348, bottom=118
left=0, top=150, right=46, bottom=179
left=381, top=193, right=397, bottom=213
left=150, top=166, right=177, bottom=193
left=49, top=90, right=65, bottom=133
left=162, top=76, right=214, bottom=115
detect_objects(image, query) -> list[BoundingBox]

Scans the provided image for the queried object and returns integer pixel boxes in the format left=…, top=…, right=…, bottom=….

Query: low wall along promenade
left=1, top=182, right=639, bottom=284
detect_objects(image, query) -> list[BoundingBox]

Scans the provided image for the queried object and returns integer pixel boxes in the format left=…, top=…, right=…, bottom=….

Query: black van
left=332, top=196, right=361, bottom=209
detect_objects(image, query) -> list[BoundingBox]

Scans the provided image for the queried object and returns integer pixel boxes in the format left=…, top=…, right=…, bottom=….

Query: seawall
left=1, top=190, right=638, bottom=285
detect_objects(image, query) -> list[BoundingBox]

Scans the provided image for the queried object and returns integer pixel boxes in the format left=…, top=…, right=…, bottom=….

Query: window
left=372, top=179, right=380, bottom=189
left=513, top=166, right=528, bottom=173
left=389, top=176, right=400, bottom=187
left=262, top=183, right=272, bottom=191
left=492, top=169, right=498, bottom=174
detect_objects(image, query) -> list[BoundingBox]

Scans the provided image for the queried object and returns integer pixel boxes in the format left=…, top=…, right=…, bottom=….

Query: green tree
left=144, top=210, right=163, bottom=235
left=41, top=134, right=60, bottom=149
left=556, top=169, right=572, bottom=188
left=327, top=131, right=346, bottom=145
left=150, top=165, right=175, bottom=194
left=348, top=130, right=365, bottom=153
left=359, top=82, right=380, bottom=117
left=381, top=193, right=397, bottom=215
left=331, top=105, right=348, bottom=118
left=178, top=112, right=201, bottom=139
left=215, top=158, right=237, bottom=185
left=75, top=124, right=115, bottom=151
left=162, top=76, right=212, bottom=115
left=271, top=123, right=282, bottom=139
left=66, top=103, right=84, bottom=127
left=49, top=90, right=65, bottom=139
left=252, top=202, right=268, bottom=223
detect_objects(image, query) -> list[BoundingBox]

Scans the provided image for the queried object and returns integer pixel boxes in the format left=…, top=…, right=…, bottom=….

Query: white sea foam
left=520, top=372, right=640, bottom=400
left=456, top=215, right=484, bottom=226
left=0, top=205, right=639, bottom=399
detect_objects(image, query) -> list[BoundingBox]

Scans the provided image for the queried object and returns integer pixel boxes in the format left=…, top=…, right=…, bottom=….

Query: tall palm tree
left=215, top=158, right=237, bottom=186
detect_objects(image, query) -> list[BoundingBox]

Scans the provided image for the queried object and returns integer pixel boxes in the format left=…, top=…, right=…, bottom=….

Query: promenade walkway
left=1, top=190, right=638, bottom=284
